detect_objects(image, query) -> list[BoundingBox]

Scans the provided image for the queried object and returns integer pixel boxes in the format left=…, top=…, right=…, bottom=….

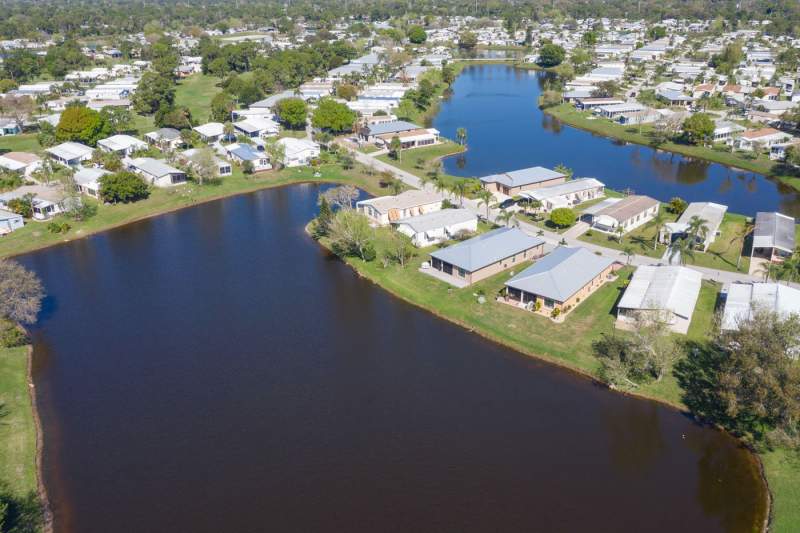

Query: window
left=544, top=298, right=555, bottom=309
left=458, top=268, right=467, bottom=278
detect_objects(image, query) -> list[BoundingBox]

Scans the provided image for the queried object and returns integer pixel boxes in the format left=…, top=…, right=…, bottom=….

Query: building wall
left=468, top=244, right=545, bottom=284
left=507, top=262, right=616, bottom=313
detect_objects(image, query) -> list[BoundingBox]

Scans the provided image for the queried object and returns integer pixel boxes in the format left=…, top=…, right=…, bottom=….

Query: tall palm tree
left=615, top=225, right=625, bottom=243
left=622, top=246, right=635, bottom=265
left=733, top=221, right=754, bottom=271
left=669, top=237, right=695, bottom=266
left=456, top=127, right=467, bottom=146
left=778, top=251, right=800, bottom=282
left=496, top=208, right=517, bottom=228
left=476, top=188, right=494, bottom=220
left=687, top=215, right=710, bottom=247
left=651, top=210, right=665, bottom=250
left=451, top=179, right=468, bottom=207
left=417, top=172, right=432, bottom=190
left=758, top=261, right=783, bottom=282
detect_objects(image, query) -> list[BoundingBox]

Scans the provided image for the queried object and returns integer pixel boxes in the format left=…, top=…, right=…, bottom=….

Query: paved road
left=348, top=146, right=760, bottom=285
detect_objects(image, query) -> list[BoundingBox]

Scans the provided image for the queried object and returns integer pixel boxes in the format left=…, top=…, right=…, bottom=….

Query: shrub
left=551, top=307, right=561, bottom=318
left=549, top=207, right=576, bottom=228
left=46, top=221, right=71, bottom=234
left=1, top=325, right=29, bottom=348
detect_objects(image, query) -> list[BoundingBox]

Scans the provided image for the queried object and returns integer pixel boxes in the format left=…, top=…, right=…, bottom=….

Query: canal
left=433, top=64, right=800, bottom=217
left=21, top=184, right=767, bottom=532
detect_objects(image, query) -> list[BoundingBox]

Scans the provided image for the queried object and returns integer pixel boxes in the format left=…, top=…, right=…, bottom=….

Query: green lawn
left=0, top=134, right=43, bottom=155
left=689, top=212, right=751, bottom=273
left=545, top=104, right=800, bottom=191
left=761, top=448, right=800, bottom=532
left=0, top=342, right=37, bottom=497
left=580, top=205, right=675, bottom=258
left=376, top=141, right=465, bottom=180
left=174, top=73, right=223, bottom=124
left=0, top=162, right=388, bottom=259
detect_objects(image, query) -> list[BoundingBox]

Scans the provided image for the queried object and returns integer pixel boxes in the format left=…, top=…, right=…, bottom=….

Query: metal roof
left=365, top=120, right=421, bottom=137
left=393, top=208, right=476, bottom=233
left=519, top=178, right=604, bottom=201
left=722, top=282, right=800, bottom=330
left=129, top=157, right=182, bottom=178
left=753, top=211, right=795, bottom=252
left=358, top=189, right=443, bottom=214
left=430, top=227, right=544, bottom=273
left=617, top=265, right=702, bottom=319
left=593, top=195, right=659, bottom=222
left=505, top=246, right=615, bottom=302
left=479, top=166, right=566, bottom=188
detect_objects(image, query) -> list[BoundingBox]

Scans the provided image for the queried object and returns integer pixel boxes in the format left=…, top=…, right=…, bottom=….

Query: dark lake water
left=20, top=184, right=769, bottom=532
left=433, top=64, right=800, bottom=217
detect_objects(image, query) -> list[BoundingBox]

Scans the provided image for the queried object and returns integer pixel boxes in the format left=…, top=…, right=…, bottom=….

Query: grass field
left=174, top=73, right=223, bottom=124
left=376, top=141, right=466, bottom=180
left=0, top=342, right=37, bottom=497
left=761, top=448, right=800, bottom=532
left=0, top=134, right=43, bottom=155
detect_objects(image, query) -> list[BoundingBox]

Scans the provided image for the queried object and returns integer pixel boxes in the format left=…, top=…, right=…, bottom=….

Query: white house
left=73, top=166, right=110, bottom=198
left=0, top=184, right=79, bottom=220
left=223, top=143, right=271, bottom=172
left=45, top=142, right=94, bottom=167
left=736, top=128, right=792, bottom=151
left=722, top=282, right=800, bottom=332
left=276, top=137, right=320, bottom=167
left=145, top=128, right=184, bottom=151
left=97, top=134, right=148, bottom=156
left=193, top=122, right=227, bottom=143
left=582, top=195, right=660, bottom=234
left=0, top=208, right=24, bottom=235
left=357, top=189, right=444, bottom=226
left=233, top=116, right=280, bottom=139
left=181, top=148, right=233, bottom=176
left=518, top=178, right=605, bottom=212
left=125, top=157, right=186, bottom=187
left=660, top=202, right=727, bottom=251
left=393, top=208, right=477, bottom=247
left=0, top=152, right=41, bottom=177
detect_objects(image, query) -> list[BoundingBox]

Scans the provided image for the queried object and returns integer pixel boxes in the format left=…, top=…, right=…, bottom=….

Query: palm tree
left=417, top=172, right=432, bottom=190
left=476, top=188, right=494, bottom=220
left=651, top=210, right=665, bottom=250
left=451, top=179, right=468, bottom=207
left=433, top=178, right=450, bottom=198
left=496, top=208, right=517, bottom=227
left=389, top=178, right=404, bottom=195
left=622, top=246, right=635, bottom=265
left=614, top=225, right=625, bottom=243
left=456, top=127, right=467, bottom=146
left=687, top=215, right=710, bottom=247
left=733, top=221, right=754, bottom=271
left=778, top=251, right=800, bottom=282
left=669, top=237, right=695, bottom=266
left=554, top=163, right=574, bottom=180
left=758, top=261, right=783, bottom=282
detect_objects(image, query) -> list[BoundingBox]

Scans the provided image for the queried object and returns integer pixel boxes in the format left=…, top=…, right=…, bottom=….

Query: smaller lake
left=433, top=64, right=800, bottom=217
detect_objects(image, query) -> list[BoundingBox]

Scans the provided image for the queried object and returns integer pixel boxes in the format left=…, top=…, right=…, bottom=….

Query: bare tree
left=321, top=185, right=359, bottom=210
left=0, top=95, right=35, bottom=129
left=189, top=147, right=219, bottom=185
left=0, top=259, right=44, bottom=325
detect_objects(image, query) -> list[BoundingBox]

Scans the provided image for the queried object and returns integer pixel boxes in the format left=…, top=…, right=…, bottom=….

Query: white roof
left=393, top=208, right=476, bottom=233
left=276, top=137, right=319, bottom=156
left=98, top=134, right=146, bottom=152
left=193, top=122, right=225, bottom=137
left=358, top=189, right=443, bottom=214
left=618, top=265, right=702, bottom=319
left=520, top=178, right=604, bottom=201
left=722, top=282, right=800, bottom=330
left=45, top=142, right=94, bottom=161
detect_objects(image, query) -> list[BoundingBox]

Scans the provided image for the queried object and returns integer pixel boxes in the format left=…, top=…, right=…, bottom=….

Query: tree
left=321, top=185, right=358, bottom=210
left=668, top=197, right=688, bottom=215
left=382, top=231, right=415, bottom=267
left=313, top=196, right=334, bottom=238
left=682, top=113, right=715, bottom=145
left=99, top=171, right=149, bottom=203
left=591, top=80, right=619, bottom=98
left=647, top=26, right=667, bottom=40
left=651, top=210, right=665, bottom=250
left=0, top=95, right=34, bottom=129
left=2, top=49, right=40, bottom=82
left=622, top=246, right=635, bottom=265
left=496, top=208, right=517, bottom=227
left=441, top=64, right=455, bottom=85
left=451, top=179, right=469, bottom=207
left=328, top=209, right=375, bottom=261
left=311, top=98, right=357, bottom=133
left=100, top=106, right=133, bottom=134
left=6, top=196, right=33, bottom=218
left=156, top=105, right=193, bottom=130
left=210, top=92, right=235, bottom=122
left=44, top=39, right=89, bottom=78
left=132, top=71, right=175, bottom=115
left=784, top=145, right=800, bottom=168
left=687, top=215, right=710, bottom=244
left=668, top=237, right=695, bottom=266
left=549, top=207, right=576, bottom=228
left=538, top=44, right=566, bottom=67
left=0, top=259, right=44, bottom=325
left=456, top=127, right=467, bottom=146
left=388, top=136, right=402, bottom=161
left=262, top=137, right=286, bottom=170
left=476, top=188, right=493, bottom=219
left=55, top=106, right=111, bottom=147
left=407, top=25, right=427, bottom=44
left=275, top=97, right=307, bottom=129
left=335, top=83, right=358, bottom=101
left=458, top=31, right=478, bottom=51
left=554, top=163, right=573, bottom=179
left=189, top=148, right=218, bottom=185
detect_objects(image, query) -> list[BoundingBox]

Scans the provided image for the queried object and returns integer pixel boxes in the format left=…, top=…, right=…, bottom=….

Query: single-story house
left=735, top=128, right=792, bottom=151
left=657, top=88, right=694, bottom=107
left=97, top=134, right=148, bottom=156
left=193, top=122, right=227, bottom=143
left=0, top=208, right=24, bottom=235
left=479, top=166, right=567, bottom=196
left=574, top=97, right=625, bottom=110
left=357, top=189, right=444, bottom=226
left=752, top=211, right=795, bottom=263
left=712, top=120, right=746, bottom=143
left=770, top=140, right=800, bottom=161
left=582, top=195, right=659, bottom=234
left=393, top=208, right=477, bottom=247
left=360, top=120, right=426, bottom=142
left=73, top=166, right=110, bottom=198
left=276, top=137, right=320, bottom=167
left=597, top=102, right=646, bottom=119
left=660, top=202, right=727, bottom=251
left=375, top=127, right=440, bottom=149
left=0, top=152, right=41, bottom=177
left=45, top=142, right=94, bottom=167
left=504, top=246, right=617, bottom=316
left=0, top=118, right=21, bottom=136
left=233, top=116, right=280, bottom=139
left=145, top=128, right=184, bottom=151
left=224, top=143, right=271, bottom=172
left=518, top=178, right=605, bottom=212
left=616, top=265, right=702, bottom=334
left=182, top=148, right=233, bottom=176
left=722, top=282, right=800, bottom=331
left=429, top=227, right=545, bottom=286
left=125, top=157, right=186, bottom=187
left=0, top=184, right=79, bottom=220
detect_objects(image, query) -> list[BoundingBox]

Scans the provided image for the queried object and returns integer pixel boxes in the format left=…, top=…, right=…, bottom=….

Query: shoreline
left=26, top=344, right=53, bottom=533
left=307, top=222, right=772, bottom=532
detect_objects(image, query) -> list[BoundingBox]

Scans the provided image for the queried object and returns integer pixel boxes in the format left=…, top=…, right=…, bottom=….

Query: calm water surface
left=23, top=185, right=767, bottom=532
left=433, top=64, right=800, bottom=217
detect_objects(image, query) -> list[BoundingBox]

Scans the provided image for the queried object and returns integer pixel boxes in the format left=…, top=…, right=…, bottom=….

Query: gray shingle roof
left=753, top=211, right=795, bottom=252
left=479, top=166, right=566, bottom=188
left=430, top=227, right=543, bottom=272
left=505, top=246, right=614, bottom=302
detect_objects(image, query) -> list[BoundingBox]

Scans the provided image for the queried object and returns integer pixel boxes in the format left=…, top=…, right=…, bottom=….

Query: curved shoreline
left=25, top=343, right=53, bottom=533
left=307, top=223, right=772, bottom=532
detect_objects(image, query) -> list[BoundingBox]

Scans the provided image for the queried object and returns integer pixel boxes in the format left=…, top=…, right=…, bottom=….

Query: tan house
left=357, top=190, right=444, bottom=226
left=479, top=166, right=567, bottom=196
left=429, top=227, right=545, bottom=286
left=504, top=246, right=618, bottom=316
left=583, top=195, right=660, bottom=234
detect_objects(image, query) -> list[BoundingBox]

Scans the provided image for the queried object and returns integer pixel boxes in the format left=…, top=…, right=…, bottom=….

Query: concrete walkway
left=346, top=145, right=760, bottom=285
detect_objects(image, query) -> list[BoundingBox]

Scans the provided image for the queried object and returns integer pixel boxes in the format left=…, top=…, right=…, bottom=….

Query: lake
left=22, top=184, right=767, bottom=532
left=433, top=64, right=800, bottom=217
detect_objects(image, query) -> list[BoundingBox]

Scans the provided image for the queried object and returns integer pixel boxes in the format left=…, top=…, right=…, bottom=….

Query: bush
left=362, top=243, right=376, bottom=262
left=46, top=221, right=71, bottom=234
left=549, top=207, right=576, bottom=228
left=99, top=171, right=149, bottom=203
left=1, top=325, right=29, bottom=348
left=551, top=307, right=561, bottom=318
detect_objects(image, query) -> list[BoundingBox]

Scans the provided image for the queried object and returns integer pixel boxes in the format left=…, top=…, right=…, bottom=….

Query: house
left=357, top=189, right=444, bottom=226
left=479, top=166, right=567, bottom=196
left=504, top=246, right=617, bottom=316
left=660, top=202, right=727, bottom=251
left=429, top=227, right=545, bottom=286
left=45, top=142, right=94, bottom=167
left=735, top=128, right=792, bottom=151
left=518, top=178, right=605, bottom=212
left=276, top=137, right=320, bottom=167
left=582, top=195, right=659, bottom=234
left=0, top=184, right=79, bottom=220
left=375, top=127, right=439, bottom=149
left=721, top=282, right=800, bottom=331
left=0, top=208, right=24, bottom=235
left=233, top=116, right=279, bottom=139
left=752, top=211, right=796, bottom=263
left=73, top=166, right=110, bottom=198
left=574, top=97, right=625, bottom=110
left=145, top=128, right=184, bottom=151
left=224, top=143, right=271, bottom=172
left=770, top=140, right=800, bottom=161
left=616, top=265, right=702, bottom=334
left=360, top=120, right=427, bottom=142
left=712, top=120, right=746, bottom=143
left=0, top=152, right=41, bottom=177
left=597, top=102, right=646, bottom=119
left=181, top=148, right=233, bottom=176
left=393, top=209, right=477, bottom=247
left=656, top=88, right=694, bottom=107
left=193, top=122, right=227, bottom=143
left=125, top=157, right=186, bottom=187
left=0, top=118, right=21, bottom=136
left=97, top=134, right=148, bottom=156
